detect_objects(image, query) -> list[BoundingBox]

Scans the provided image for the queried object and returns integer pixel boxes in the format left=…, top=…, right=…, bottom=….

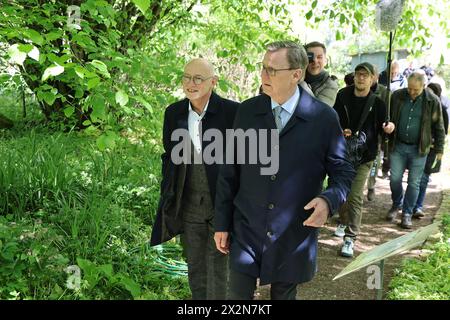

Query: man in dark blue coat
left=150, top=58, right=239, bottom=299
left=214, top=41, right=355, bottom=300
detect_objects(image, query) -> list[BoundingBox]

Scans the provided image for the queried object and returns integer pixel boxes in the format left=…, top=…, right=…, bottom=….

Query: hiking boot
left=334, top=224, right=346, bottom=238
left=386, top=206, right=400, bottom=222
left=367, top=188, right=375, bottom=201
left=340, top=237, right=354, bottom=258
left=381, top=172, right=389, bottom=179
left=400, top=214, right=413, bottom=229
left=413, top=208, right=425, bottom=219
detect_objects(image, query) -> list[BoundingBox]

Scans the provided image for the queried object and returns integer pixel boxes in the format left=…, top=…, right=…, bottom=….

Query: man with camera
left=304, top=41, right=338, bottom=107
left=333, top=62, right=395, bottom=257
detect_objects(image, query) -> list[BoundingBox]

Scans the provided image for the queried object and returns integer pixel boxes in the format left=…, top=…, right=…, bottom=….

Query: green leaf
left=439, top=54, right=445, bottom=65
left=45, top=31, right=61, bottom=41
left=98, top=264, right=113, bottom=278
left=305, top=10, right=313, bottom=20
left=42, top=64, right=64, bottom=81
left=8, top=44, right=27, bottom=65
left=75, top=88, right=84, bottom=99
left=64, top=106, right=75, bottom=117
left=115, top=89, right=129, bottom=107
left=23, top=29, right=44, bottom=45
left=134, top=96, right=152, bottom=112
left=77, top=258, right=101, bottom=289
left=118, top=275, right=141, bottom=298
left=311, top=0, right=318, bottom=9
left=75, top=66, right=85, bottom=79
left=354, top=12, right=363, bottom=23
left=87, top=77, right=101, bottom=90
left=18, top=44, right=34, bottom=53
left=90, top=60, right=111, bottom=78
left=37, top=90, right=57, bottom=105
left=132, top=0, right=150, bottom=14
left=218, top=79, right=230, bottom=93
left=91, top=95, right=106, bottom=120
left=96, top=131, right=118, bottom=150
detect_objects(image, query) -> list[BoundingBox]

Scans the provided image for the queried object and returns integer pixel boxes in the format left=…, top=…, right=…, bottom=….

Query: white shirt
left=188, top=101, right=209, bottom=154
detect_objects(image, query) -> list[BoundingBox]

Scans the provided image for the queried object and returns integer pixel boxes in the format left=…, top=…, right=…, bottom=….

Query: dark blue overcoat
left=215, top=88, right=355, bottom=285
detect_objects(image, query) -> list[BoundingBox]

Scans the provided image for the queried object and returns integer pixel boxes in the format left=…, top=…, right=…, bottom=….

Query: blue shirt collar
left=271, top=86, right=300, bottom=115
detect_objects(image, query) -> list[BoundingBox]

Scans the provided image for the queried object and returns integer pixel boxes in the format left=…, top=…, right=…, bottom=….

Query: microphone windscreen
left=375, top=0, right=405, bottom=31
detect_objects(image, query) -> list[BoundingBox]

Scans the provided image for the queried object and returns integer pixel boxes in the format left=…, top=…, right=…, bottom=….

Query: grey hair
left=408, top=70, right=427, bottom=85
left=266, top=40, right=308, bottom=72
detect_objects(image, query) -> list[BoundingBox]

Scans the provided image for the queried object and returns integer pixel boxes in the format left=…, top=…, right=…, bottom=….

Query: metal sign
left=333, top=222, right=440, bottom=280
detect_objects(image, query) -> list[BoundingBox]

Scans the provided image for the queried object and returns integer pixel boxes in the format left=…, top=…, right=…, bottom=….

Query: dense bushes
left=0, top=111, right=189, bottom=299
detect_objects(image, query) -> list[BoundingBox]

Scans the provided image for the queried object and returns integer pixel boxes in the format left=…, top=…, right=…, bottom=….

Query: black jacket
left=150, top=92, right=239, bottom=246
left=333, top=85, right=387, bottom=164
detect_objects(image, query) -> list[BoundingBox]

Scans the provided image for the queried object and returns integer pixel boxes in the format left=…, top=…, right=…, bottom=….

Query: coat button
left=267, top=231, right=273, bottom=237
left=270, top=175, right=276, bottom=181
left=268, top=203, right=274, bottom=209
left=274, top=145, right=279, bottom=150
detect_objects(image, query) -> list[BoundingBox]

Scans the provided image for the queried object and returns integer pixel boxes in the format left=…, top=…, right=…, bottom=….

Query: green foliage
left=387, top=207, right=450, bottom=300
left=0, top=215, right=69, bottom=299
left=0, top=0, right=295, bottom=136
left=303, top=0, right=450, bottom=56
left=0, top=0, right=196, bottom=147
left=0, top=111, right=189, bottom=299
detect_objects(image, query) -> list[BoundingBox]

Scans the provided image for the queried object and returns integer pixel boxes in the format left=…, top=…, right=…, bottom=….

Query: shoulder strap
left=355, top=93, right=376, bottom=135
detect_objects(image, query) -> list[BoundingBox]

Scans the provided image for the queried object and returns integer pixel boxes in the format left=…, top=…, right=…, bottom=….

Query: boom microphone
left=375, top=0, right=405, bottom=31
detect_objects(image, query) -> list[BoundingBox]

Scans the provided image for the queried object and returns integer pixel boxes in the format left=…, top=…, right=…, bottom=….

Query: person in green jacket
left=386, top=71, right=446, bottom=229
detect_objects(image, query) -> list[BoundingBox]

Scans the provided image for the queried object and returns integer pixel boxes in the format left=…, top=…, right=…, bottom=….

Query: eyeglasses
left=182, top=75, right=214, bottom=85
left=259, top=63, right=298, bottom=77
left=355, top=72, right=370, bottom=79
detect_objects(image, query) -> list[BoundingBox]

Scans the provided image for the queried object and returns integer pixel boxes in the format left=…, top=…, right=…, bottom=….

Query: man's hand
left=303, top=197, right=329, bottom=227
left=214, top=232, right=230, bottom=254
left=436, top=153, right=443, bottom=161
left=383, top=122, right=395, bottom=134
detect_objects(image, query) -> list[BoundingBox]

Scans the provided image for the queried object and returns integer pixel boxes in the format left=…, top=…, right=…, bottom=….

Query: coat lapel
left=255, top=94, right=278, bottom=130
left=280, top=86, right=316, bottom=137
left=175, top=99, right=189, bottom=130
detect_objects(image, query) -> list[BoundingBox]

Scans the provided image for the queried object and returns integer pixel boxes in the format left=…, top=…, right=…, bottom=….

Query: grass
left=0, top=94, right=189, bottom=300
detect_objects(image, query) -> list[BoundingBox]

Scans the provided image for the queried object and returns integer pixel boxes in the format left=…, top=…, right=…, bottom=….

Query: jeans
left=414, top=173, right=430, bottom=212
left=389, top=143, right=427, bottom=216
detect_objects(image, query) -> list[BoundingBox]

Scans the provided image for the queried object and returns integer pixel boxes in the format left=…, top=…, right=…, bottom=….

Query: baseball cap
left=355, top=62, right=375, bottom=75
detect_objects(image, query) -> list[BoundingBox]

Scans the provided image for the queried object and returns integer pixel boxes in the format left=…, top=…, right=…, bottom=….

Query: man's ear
left=293, top=69, right=303, bottom=82
left=211, top=75, right=219, bottom=86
